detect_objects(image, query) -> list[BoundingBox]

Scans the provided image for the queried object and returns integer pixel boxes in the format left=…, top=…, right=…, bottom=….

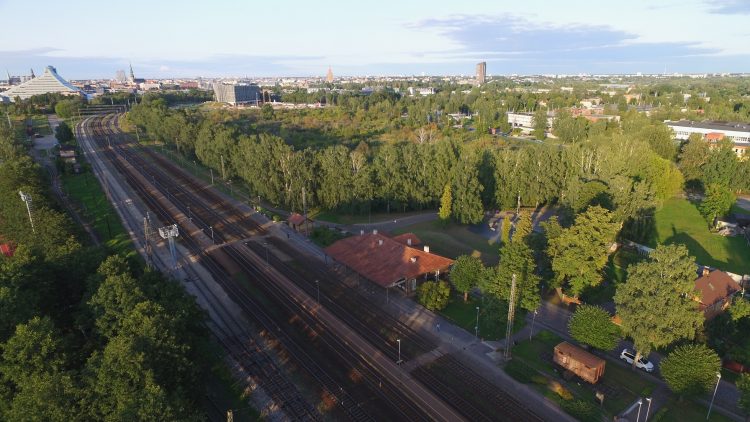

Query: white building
left=507, top=111, right=555, bottom=134
left=665, top=120, right=750, bottom=158
left=0, top=66, right=81, bottom=101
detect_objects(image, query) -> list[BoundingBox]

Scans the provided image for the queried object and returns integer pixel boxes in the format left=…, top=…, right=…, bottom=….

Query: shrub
left=504, top=360, right=535, bottom=384
left=560, top=399, right=599, bottom=422
left=417, top=280, right=450, bottom=311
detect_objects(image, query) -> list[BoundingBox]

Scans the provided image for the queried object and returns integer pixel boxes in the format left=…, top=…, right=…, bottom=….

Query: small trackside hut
left=553, top=342, right=606, bottom=384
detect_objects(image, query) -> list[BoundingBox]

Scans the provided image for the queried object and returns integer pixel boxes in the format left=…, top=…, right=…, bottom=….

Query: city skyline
left=1, top=0, right=750, bottom=78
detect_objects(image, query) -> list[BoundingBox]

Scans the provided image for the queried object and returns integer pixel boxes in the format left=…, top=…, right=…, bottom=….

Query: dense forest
left=0, top=122, right=211, bottom=420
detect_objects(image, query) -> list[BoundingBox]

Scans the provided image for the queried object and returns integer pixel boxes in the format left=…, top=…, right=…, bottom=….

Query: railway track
left=84, top=115, right=426, bottom=421
left=100, top=112, right=546, bottom=422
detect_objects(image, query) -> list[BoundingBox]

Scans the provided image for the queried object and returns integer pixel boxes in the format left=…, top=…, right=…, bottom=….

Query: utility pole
left=220, top=154, right=226, bottom=180
left=210, top=168, right=214, bottom=185
left=504, top=274, right=517, bottom=360
left=144, top=212, right=153, bottom=269
left=302, top=187, right=308, bottom=236
left=18, top=191, right=35, bottom=233
left=158, top=224, right=179, bottom=270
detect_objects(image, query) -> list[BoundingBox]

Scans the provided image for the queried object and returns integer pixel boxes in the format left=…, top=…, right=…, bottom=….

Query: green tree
left=54, top=99, right=81, bottom=119
left=488, top=241, right=540, bottom=312
left=737, top=373, right=750, bottom=414
left=417, top=281, right=450, bottom=311
left=532, top=108, right=548, bottom=139
left=450, top=255, right=483, bottom=302
left=54, top=121, right=74, bottom=144
left=512, top=211, right=532, bottom=242
left=730, top=298, right=750, bottom=321
left=549, top=206, right=619, bottom=296
left=438, top=183, right=452, bottom=223
left=261, top=103, right=275, bottom=120
left=678, top=133, right=710, bottom=186
left=661, top=344, right=721, bottom=397
left=451, top=152, right=484, bottom=224
left=0, top=316, right=65, bottom=383
left=568, top=305, right=621, bottom=351
left=500, top=214, right=512, bottom=246
left=614, top=244, right=704, bottom=365
left=699, top=183, right=735, bottom=223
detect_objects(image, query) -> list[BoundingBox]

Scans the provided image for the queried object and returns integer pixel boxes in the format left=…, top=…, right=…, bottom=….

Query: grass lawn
left=511, top=330, right=658, bottom=419
left=394, top=220, right=499, bottom=265
left=651, top=198, right=750, bottom=275
left=654, top=397, right=733, bottom=422
left=439, top=294, right=525, bottom=341
left=314, top=209, right=432, bottom=225
left=60, top=172, right=133, bottom=256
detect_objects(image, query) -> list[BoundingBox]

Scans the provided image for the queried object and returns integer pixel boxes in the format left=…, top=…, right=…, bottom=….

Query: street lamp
left=645, top=397, right=652, bottom=422
left=475, top=306, right=480, bottom=338
left=396, top=339, right=402, bottom=365
left=209, top=226, right=214, bottom=244
left=315, top=280, right=320, bottom=304
left=18, top=191, right=35, bottom=233
left=707, top=372, right=721, bottom=420
left=530, top=309, right=539, bottom=341
left=636, top=399, right=643, bottom=422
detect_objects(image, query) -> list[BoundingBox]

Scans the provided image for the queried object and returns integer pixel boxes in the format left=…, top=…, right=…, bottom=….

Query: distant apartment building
left=212, top=82, right=262, bottom=105
left=506, top=111, right=554, bottom=134
left=476, top=62, right=486, bottom=85
left=665, top=120, right=750, bottom=158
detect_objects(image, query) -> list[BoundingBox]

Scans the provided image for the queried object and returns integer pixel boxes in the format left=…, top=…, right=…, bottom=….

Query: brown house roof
left=554, top=342, right=605, bottom=369
left=695, top=270, right=741, bottom=309
left=324, top=233, right=453, bottom=287
left=391, top=233, right=422, bottom=247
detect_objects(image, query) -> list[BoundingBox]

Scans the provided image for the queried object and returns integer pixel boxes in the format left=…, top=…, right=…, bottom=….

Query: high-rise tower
left=476, top=62, right=486, bottom=85
left=326, top=66, right=333, bottom=83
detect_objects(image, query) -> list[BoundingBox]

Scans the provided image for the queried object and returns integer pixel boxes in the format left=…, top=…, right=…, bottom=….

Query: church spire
left=128, top=62, right=135, bottom=83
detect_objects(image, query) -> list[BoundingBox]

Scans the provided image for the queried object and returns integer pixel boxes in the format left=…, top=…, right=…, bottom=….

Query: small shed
left=553, top=342, right=606, bottom=384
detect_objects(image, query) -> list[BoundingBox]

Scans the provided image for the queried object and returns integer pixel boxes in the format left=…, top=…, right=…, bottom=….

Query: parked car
left=619, top=349, right=654, bottom=372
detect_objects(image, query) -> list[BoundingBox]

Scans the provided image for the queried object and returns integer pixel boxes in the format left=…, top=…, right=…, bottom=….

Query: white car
left=620, top=349, right=655, bottom=372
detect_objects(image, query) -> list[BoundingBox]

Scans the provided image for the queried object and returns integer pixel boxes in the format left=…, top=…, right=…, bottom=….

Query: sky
left=1, top=0, right=749, bottom=79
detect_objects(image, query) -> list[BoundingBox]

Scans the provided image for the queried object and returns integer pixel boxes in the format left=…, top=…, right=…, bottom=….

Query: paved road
left=737, top=196, right=750, bottom=212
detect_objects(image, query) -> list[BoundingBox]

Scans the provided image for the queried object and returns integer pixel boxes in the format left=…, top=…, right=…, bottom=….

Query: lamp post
left=315, top=280, right=320, bottom=304
left=530, top=309, right=539, bottom=341
left=645, top=397, right=652, bottom=422
left=636, top=399, right=643, bottom=422
left=209, top=226, right=214, bottom=244
left=18, top=191, right=35, bottom=233
left=475, top=306, right=480, bottom=339
left=707, top=372, right=721, bottom=420
left=396, top=339, right=402, bottom=365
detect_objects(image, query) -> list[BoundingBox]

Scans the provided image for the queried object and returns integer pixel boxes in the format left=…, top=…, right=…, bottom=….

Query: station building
left=325, top=230, right=453, bottom=295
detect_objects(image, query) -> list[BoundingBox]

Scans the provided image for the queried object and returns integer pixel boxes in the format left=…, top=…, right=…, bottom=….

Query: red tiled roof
left=705, top=132, right=725, bottom=141
left=0, top=243, right=15, bottom=257
left=391, top=233, right=422, bottom=247
left=288, top=213, right=306, bottom=226
left=695, top=270, right=741, bottom=309
left=324, top=233, right=453, bottom=287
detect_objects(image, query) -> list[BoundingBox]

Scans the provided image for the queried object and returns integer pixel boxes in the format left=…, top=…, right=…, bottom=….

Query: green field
left=651, top=198, right=750, bottom=275
left=60, top=172, right=133, bottom=256
left=439, top=295, right=525, bottom=341
left=393, top=220, right=499, bottom=265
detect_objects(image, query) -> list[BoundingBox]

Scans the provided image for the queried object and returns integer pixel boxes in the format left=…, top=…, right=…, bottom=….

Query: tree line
left=0, top=123, right=211, bottom=420
left=128, top=97, right=685, bottom=233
